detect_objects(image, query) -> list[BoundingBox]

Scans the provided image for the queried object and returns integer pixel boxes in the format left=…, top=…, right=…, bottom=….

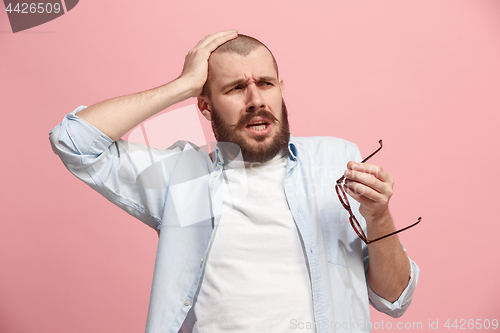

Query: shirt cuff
left=367, top=256, right=420, bottom=318
left=52, top=105, right=114, bottom=156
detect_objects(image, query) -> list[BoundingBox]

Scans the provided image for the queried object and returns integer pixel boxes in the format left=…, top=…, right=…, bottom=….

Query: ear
left=197, top=96, right=212, bottom=121
left=279, top=78, right=285, bottom=98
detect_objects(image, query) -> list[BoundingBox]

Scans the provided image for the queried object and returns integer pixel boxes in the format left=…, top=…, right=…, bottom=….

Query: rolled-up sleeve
left=366, top=254, right=420, bottom=318
left=49, top=106, right=174, bottom=230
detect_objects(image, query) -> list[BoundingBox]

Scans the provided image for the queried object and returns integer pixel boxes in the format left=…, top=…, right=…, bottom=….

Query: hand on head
left=179, top=30, right=238, bottom=98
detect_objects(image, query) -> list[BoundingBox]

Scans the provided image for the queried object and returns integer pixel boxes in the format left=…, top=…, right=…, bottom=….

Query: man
left=50, top=30, right=419, bottom=332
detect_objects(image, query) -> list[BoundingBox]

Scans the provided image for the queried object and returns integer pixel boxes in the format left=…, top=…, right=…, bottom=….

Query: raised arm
left=49, top=30, right=238, bottom=231
left=77, top=30, right=238, bottom=141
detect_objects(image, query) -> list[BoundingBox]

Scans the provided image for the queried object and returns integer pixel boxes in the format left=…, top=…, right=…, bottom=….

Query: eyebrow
left=220, top=76, right=278, bottom=92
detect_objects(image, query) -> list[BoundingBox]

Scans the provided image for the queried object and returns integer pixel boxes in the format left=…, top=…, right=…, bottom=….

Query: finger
left=195, top=30, right=237, bottom=47
left=344, top=185, right=371, bottom=207
left=347, top=161, right=393, bottom=184
left=344, top=169, right=387, bottom=195
left=196, top=29, right=238, bottom=50
left=344, top=180, right=383, bottom=203
left=204, top=31, right=239, bottom=52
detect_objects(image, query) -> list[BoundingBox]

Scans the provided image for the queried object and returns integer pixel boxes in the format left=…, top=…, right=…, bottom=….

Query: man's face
left=198, top=46, right=289, bottom=163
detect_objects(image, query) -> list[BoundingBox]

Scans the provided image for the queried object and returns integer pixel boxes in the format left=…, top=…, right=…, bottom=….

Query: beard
left=211, top=100, right=290, bottom=163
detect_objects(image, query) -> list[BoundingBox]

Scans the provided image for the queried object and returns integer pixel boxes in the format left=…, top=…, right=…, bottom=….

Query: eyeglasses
left=335, top=140, right=421, bottom=244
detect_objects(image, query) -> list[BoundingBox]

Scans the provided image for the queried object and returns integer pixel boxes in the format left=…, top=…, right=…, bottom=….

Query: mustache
left=231, top=110, right=280, bottom=128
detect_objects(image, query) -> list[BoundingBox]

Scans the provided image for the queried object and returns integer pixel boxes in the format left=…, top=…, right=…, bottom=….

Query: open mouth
left=246, top=120, right=269, bottom=131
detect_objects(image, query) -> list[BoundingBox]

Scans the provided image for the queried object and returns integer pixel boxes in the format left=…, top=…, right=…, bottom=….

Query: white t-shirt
left=193, top=154, right=314, bottom=332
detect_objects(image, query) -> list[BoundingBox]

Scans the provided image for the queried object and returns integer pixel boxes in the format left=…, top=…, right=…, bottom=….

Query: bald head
left=202, top=34, right=279, bottom=97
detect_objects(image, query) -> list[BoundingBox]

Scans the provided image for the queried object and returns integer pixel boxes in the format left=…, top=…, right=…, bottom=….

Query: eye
left=259, top=81, right=273, bottom=87
left=227, top=85, right=243, bottom=93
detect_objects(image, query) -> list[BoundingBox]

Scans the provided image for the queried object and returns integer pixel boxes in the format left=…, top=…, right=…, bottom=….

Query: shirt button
left=200, top=258, right=204, bottom=263
left=184, top=300, right=190, bottom=306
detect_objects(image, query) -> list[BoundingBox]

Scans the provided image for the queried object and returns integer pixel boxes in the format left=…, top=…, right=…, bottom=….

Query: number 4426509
left=5, top=2, right=62, bottom=14
left=444, top=319, right=498, bottom=330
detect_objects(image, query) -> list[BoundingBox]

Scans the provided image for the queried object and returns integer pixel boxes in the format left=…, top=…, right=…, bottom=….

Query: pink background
left=1, top=0, right=500, bottom=332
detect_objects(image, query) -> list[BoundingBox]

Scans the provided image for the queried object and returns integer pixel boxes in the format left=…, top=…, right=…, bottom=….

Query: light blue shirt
left=49, top=106, right=419, bottom=333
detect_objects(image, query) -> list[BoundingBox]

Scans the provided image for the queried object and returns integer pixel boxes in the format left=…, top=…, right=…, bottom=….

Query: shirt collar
left=213, top=145, right=224, bottom=167
left=287, top=134, right=298, bottom=161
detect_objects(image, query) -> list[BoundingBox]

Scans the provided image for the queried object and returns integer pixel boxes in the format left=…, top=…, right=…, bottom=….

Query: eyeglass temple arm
left=366, top=217, right=422, bottom=244
left=361, top=139, right=383, bottom=163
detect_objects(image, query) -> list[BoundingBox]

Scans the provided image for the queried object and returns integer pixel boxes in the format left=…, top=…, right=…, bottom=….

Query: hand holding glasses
left=335, top=140, right=421, bottom=245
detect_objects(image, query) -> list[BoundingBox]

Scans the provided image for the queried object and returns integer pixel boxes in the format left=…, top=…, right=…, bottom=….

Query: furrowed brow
left=221, top=79, right=246, bottom=92
left=258, top=76, right=278, bottom=83
left=221, top=76, right=278, bottom=92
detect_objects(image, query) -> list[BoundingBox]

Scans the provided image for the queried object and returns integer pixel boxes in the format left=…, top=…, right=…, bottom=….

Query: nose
left=246, top=84, right=264, bottom=112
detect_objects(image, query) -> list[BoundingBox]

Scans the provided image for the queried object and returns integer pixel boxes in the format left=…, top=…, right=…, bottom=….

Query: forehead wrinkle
left=220, top=75, right=278, bottom=92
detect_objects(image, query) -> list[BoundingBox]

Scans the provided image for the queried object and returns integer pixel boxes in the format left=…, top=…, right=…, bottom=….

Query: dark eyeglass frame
left=335, top=140, right=421, bottom=245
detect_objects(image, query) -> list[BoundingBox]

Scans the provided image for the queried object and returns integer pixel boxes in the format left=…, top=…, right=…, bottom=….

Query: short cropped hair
left=202, top=34, right=279, bottom=97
